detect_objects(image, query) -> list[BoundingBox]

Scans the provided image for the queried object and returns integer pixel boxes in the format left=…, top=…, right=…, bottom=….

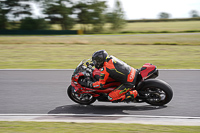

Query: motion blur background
left=1, top=0, right=200, bottom=32
left=0, top=1, right=200, bottom=132
left=0, top=0, right=200, bottom=69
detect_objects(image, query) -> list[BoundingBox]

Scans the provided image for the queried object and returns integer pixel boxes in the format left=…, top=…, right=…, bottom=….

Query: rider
left=87, top=50, right=138, bottom=102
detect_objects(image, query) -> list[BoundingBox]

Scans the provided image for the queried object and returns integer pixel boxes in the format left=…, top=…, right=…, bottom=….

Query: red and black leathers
left=92, top=56, right=138, bottom=102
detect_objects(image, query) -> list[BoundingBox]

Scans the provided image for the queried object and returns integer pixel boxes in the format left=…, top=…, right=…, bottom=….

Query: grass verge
left=0, top=44, right=200, bottom=69
left=0, top=34, right=199, bottom=69
left=70, top=21, right=200, bottom=34
left=0, top=33, right=200, bottom=45
left=0, top=121, right=200, bottom=133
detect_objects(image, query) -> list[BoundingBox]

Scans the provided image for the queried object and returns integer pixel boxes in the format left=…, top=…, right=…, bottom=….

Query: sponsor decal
left=129, top=72, right=134, bottom=80
left=119, top=88, right=129, bottom=94
left=93, top=85, right=99, bottom=87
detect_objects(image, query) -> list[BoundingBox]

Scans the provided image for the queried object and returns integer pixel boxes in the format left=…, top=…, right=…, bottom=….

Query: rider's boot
left=125, top=90, right=138, bottom=102
left=112, top=90, right=138, bottom=103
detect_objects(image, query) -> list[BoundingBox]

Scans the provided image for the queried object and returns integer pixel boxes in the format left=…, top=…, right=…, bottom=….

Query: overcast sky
left=32, top=0, right=200, bottom=20
left=105, top=0, right=200, bottom=20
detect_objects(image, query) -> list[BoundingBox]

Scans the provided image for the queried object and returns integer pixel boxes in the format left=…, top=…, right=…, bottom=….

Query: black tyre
left=139, top=79, right=173, bottom=106
left=67, top=85, right=96, bottom=105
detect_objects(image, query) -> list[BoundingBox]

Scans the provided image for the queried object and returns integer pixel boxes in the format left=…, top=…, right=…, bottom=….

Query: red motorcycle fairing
left=71, top=80, right=118, bottom=97
left=71, top=72, right=85, bottom=84
left=140, top=63, right=158, bottom=79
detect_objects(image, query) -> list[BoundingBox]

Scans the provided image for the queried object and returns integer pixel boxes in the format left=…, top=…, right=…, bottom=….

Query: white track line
left=1, top=114, right=200, bottom=125
left=0, top=114, right=200, bottom=119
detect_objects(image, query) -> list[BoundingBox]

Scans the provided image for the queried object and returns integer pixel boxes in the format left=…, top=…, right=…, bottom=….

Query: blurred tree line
left=158, top=10, right=199, bottom=19
left=1, top=0, right=199, bottom=32
left=0, top=0, right=126, bottom=33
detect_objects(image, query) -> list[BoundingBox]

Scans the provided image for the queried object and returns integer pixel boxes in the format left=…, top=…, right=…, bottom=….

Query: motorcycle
left=67, top=59, right=173, bottom=106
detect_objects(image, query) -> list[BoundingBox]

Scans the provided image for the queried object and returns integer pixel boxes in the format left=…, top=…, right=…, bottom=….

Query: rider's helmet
left=92, top=50, right=108, bottom=69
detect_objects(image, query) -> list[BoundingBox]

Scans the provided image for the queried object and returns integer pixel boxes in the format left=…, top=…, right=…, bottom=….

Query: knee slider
left=124, top=83, right=134, bottom=88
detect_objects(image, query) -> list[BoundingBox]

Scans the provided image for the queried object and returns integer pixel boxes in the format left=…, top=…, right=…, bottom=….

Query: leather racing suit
left=92, top=56, right=138, bottom=102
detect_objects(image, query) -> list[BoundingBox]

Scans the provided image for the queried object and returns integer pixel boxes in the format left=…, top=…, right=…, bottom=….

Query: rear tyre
left=139, top=79, right=173, bottom=106
left=67, top=85, right=96, bottom=105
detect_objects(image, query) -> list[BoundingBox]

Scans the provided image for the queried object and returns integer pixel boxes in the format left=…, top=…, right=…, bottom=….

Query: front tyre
left=67, top=85, right=96, bottom=105
left=139, top=79, right=173, bottom=106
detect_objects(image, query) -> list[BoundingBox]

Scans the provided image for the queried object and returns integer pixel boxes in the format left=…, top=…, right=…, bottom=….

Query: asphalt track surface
left=0, top=69, right=199, bottom=117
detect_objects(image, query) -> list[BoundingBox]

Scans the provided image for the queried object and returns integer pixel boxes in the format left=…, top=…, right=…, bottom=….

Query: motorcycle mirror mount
left=86, top=62, right=89, bottom=67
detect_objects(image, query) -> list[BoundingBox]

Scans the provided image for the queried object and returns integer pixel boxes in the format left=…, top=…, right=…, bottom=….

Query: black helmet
left=92, top=50, right=108, bottom=69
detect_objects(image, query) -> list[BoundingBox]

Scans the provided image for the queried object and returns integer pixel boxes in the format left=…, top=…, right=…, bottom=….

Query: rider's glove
left=86, top=81, right=93, bottom=88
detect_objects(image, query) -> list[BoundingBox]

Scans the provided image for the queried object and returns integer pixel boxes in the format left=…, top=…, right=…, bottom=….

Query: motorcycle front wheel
left=67, top=85, right=96, bottom=105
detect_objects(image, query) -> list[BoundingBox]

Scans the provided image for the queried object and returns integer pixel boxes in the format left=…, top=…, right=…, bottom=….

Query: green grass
left=1, top=33, right=200, bottom=45
left=0, top=43, right=199, bottom=69
left=0, top=33, right=199, bottom=69
left=0, top=121, right=200, bottom=133
left=70, top=21, right=200, bottom=33
left=120, top=21, right=200, bottom=33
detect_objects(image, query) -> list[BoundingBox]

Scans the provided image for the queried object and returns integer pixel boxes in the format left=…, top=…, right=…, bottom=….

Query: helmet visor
left=93, top=59, right=103, bottom=69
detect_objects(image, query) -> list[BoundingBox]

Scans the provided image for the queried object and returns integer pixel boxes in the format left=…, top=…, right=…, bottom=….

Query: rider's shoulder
left=106, top=55, right=115, bottom=61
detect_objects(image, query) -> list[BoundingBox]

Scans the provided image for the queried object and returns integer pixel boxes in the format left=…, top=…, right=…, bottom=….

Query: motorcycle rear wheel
left=67, top=85, right=96, bottom=105
left=139, top=79, right=173, bottom=106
